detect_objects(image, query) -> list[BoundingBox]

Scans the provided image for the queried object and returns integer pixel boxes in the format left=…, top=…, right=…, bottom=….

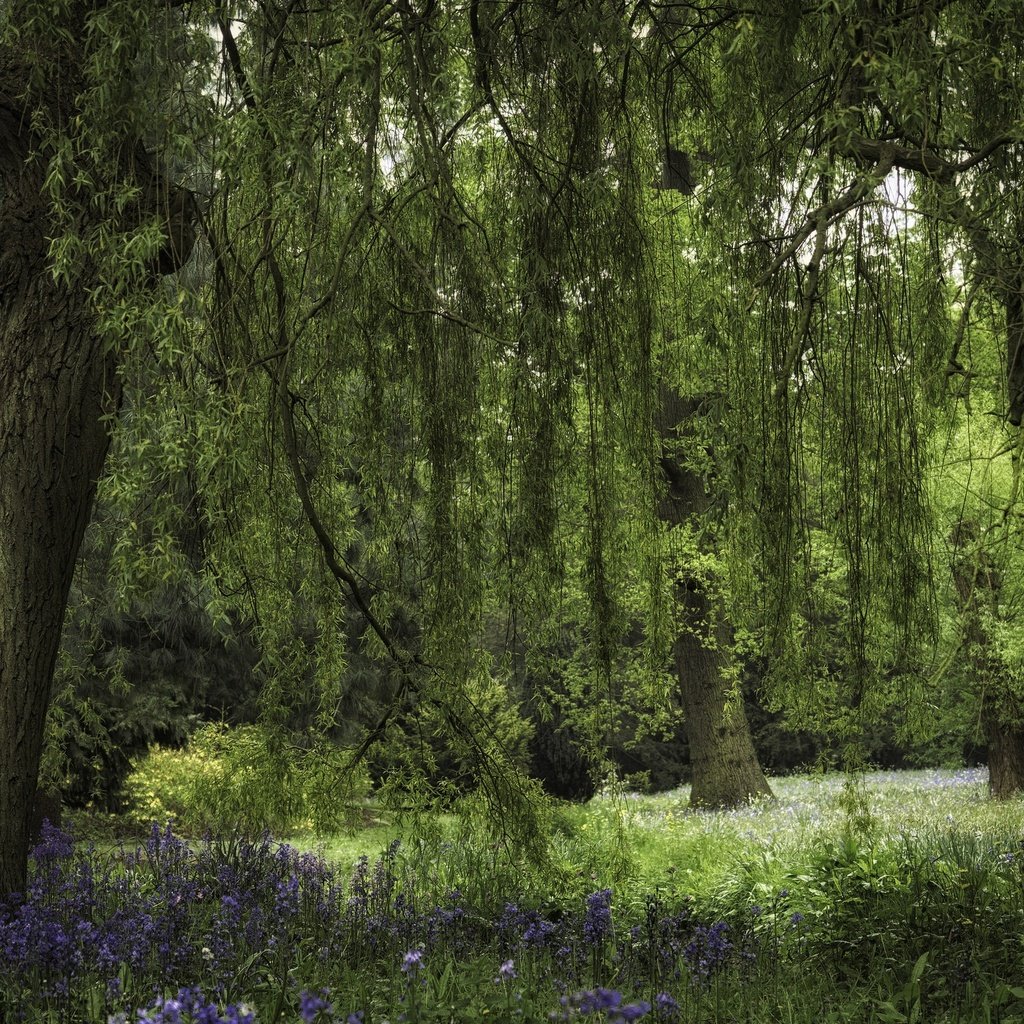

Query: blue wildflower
left=583, top=889, right=613, bottom=945
left=556, top=988, right=652, bottom=1022
left=654, top=992, right=679, bottom=1019
left=299, top=987, right=333, bottom=1022
left=402, top=947, right=424, bottom=973
left=523, top=913, right=556, bottom=948
left=683, top=921, right=732, bottom=984
left=494, top=958, right=517, bottom=982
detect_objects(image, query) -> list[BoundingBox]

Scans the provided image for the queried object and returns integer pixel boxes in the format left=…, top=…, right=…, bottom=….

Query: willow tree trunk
left=0, top=87, right=118, bottom=897
left=985, top=711, right=1024, bottom=799
left=950, top=521, right=1024, bottom=799
left=658, top=389, right=772, bottom=808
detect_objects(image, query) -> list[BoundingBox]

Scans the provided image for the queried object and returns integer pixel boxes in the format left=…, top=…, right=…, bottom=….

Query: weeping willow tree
left=0, top=0, right=677, bottom=894
left=4, top=0, right=1024, bottom=895
left=641, top=1, right=1024, bottom=783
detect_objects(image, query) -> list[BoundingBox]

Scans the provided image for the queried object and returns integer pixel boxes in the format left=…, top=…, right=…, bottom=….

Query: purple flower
left=494, top=958, right=517, bottom=982
left=496, top=902, right=525, bottom=936
left=299, top=987, right=333, bottom=1022
left=274, top=874, right=300, bottom=920
left=135, top=987, right=256, bottom=1024
left=583, top=889, right=613, bottom=946
left=683, top=921, right=732, bottom=984
left=578, top=987, right=622, bottom=1013
left=523, top=914, right=556, bottom=948
left=558, top=988, right=651, bottom=1021
left=402, top=946, right=424, bottom=973
left=654, top=992, right=678, bottom=1019
left=615, top=1002, right=652, bottom=1022
left=30, top=820, right=74, bottom=862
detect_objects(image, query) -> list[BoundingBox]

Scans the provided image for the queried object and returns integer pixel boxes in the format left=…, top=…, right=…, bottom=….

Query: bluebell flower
left=274, top=873, right=300, bottom=920
left=494, top=958, right=517, bottom=982
left=30, top=820, right=75, bottom=862
left=556, top=988, right=652, bottom=1022
left=583, top=889, right=613, bottom=946
left=682, top=921, right=732, bottom=984
left=615, top=1002, right=652, bottom=1022
left=579, top=987, right=622, bottom=1012
left=299, top=987, right=333, bottom=1022
left=402, top=946, right=425, bottom=973
left=523, top=913, right=556, bottom=948
left=654, top=992, right=678, bottom=1018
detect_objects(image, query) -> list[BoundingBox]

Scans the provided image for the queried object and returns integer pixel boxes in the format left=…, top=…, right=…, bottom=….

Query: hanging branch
left=948, top=279, right=981, bottom=378
left=753, top=145, right=895, bottom=295
left=773, top=210, right=828, bottom=401
left=215, top=5, right=428, bottom=764
left=750, top=149, right=895, bottom=400
left=216, top=5, right=533, bottom=793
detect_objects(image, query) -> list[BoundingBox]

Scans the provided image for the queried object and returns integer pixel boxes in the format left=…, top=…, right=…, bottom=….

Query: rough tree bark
left=1005, top=285, right=1024, bottom=427
left=951, top=520, right=1024, bottom=799
left=658, top=388, right=772, bottom=809
left=0, top=51, right=195, bottom=895
left=0, top=93, right=119, bottom=896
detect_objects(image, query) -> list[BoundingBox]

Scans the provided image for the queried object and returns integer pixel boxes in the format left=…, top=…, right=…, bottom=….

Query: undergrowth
left=12, top=768, right=1024, bottom=1023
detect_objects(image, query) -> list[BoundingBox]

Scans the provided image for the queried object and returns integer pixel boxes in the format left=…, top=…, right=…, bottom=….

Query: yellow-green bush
left=123, top=741, right=215, bottom=826
left=124, top=723, right=370, bottom=834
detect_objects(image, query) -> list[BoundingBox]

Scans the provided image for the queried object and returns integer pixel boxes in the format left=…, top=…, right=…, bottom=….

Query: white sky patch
left=879, top=167, right=918, bottom=234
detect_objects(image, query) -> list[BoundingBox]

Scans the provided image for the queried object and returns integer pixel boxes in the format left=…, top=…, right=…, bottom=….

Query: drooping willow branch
left=214, top=5, right=427, bottom=763
left=214, top=3, right=536, bottom=790
left=754, top=145, right=896, bottom=294
left=755, top=147, right=896, bottom=398
left=773, top=204, right=827, bottom=401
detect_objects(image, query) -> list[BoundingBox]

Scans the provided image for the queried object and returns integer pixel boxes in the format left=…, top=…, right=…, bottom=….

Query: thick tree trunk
left=0, top=97, right=119, bottom=897
left=950, top=521, right=1023, bottom=800
left=658, top=389, right=772, bottom=809
left=985, top=709, right=1024, bottom=800
left=671, top=584, right=772, bottom=808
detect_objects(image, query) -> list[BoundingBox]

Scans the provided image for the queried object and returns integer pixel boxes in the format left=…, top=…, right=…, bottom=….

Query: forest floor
left=14, top=766, right=1024, bottom=1023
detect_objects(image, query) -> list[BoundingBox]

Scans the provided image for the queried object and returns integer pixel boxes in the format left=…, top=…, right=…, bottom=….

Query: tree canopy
left=3, top=0, right=1024, bottom=892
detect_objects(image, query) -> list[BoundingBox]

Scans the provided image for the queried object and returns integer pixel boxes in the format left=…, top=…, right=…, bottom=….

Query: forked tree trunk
left=0, top=91, right=118, bottom=897
left=658, top=389, right=772, bottom=809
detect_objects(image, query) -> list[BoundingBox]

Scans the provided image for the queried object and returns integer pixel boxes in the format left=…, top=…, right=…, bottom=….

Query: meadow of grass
left=8, top=767, right=1024, bottom=1023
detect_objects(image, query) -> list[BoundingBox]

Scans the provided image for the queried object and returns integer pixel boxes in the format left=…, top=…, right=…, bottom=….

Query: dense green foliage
left=16, top=0, right=1018, bottom=810
left=5, top=0, right=1024, bottom=912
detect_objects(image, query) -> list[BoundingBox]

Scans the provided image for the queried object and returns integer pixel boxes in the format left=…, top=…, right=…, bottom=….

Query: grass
left=31, top=766, right=1024, bottom=1023
left=293, top=767, right=1003, bottom=897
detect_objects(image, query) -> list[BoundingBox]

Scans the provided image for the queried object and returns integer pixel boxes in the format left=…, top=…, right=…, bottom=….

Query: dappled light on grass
left=598, top=768, right=995, bottom=900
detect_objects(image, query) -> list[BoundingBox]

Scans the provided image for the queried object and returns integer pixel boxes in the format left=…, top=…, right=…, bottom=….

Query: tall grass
left=27, top=767, right=1024, bottom=1023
